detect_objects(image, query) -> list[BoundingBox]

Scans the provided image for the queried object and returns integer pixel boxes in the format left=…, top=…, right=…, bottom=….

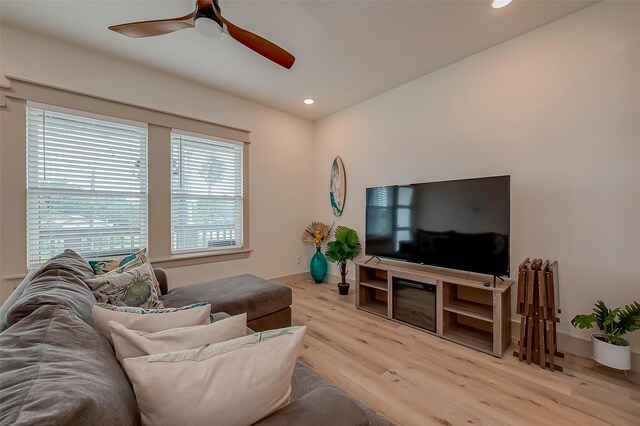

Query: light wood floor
left=282, top=279, right=640, bottom=426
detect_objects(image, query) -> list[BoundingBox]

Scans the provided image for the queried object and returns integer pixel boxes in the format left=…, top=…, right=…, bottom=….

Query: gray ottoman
left=160, top=274, right=292, bottom=331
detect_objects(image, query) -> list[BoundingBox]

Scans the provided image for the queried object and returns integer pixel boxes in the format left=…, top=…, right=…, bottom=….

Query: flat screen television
left=365, top=175, right=510, bottom=276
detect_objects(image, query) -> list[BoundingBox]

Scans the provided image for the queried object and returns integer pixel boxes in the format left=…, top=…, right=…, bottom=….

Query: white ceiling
left=1, top=0, right=595, bottom=120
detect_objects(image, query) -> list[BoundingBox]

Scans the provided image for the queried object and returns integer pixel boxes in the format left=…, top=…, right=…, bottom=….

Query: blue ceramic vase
left=310, top=246, right=328, bottom=284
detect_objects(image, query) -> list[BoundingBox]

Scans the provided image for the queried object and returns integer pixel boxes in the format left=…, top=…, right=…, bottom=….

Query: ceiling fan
left=108, top=0, right=295, bottom=69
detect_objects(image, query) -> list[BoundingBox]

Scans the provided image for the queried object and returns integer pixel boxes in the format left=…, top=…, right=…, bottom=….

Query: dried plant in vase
left=301, top=222, right=333, bottom=283
left=301, top=222, right=333, bottom=247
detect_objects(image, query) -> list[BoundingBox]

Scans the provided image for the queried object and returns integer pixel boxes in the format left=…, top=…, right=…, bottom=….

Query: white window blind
left=171, top=131, right=244, bottom=254
left=26, top=106, right=148, bottom=267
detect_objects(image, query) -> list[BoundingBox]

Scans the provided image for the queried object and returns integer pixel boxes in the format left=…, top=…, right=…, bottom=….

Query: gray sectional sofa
left=154, top=270, right=293, bottom=332
left=0, top=250, right=392, bottom=426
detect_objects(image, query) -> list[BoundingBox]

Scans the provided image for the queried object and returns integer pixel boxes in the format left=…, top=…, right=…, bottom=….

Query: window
left=366, top=186, right=394, bottom=237
left=171, top=131, right=244, bottom=254
left=26, top=105, right=148, bottom=267
left=366, top=186, right=414, bottom=249
left=394, top=186, right=414, bottom=250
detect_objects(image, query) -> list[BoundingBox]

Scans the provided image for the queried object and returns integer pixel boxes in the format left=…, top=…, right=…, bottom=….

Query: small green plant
left=571, top=300, right=640, bottom=346
left=325, top=226, right=362, bottom=285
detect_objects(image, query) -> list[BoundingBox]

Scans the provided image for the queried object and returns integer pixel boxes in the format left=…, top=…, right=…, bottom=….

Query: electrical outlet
left=296, top=256, right=301, bottom=264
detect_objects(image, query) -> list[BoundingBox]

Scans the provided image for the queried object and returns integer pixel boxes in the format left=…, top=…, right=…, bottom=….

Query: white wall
left=0, top=25, right=316, bottom=301
left=313, top=2, right=640, bottom=349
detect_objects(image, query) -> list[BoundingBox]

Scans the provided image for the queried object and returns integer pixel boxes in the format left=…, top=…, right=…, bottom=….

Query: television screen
left=365, top=175, right=510, bottom=276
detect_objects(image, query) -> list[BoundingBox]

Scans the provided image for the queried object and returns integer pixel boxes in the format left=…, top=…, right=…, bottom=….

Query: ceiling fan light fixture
left=492, top=0, right=513, bottom=8
left=304, top=99, right=315, bottom=105
left=195, top=16, right=222, bottom=39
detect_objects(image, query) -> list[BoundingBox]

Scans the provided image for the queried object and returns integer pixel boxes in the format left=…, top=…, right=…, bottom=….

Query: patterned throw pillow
left=89, top=249, right=162, bottom=298
left=89, top=249, right=147, bottom=275
left=116, top=255, right=163, bottom=297
left=86, top=262, right=163, bottom=309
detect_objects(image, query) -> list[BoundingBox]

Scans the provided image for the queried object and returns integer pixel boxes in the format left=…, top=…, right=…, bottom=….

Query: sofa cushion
left=291, top=361, right=394, bottom=426
left=4, top=249, right=97, bottom=329
left=123, top=326, right=306, bottom=426
left=253, top=387, right=369, bottom=426
left=0, top=305, right=139, bottom=426
left=92, top=302, right=212, bottom=344
left=161, top=274, right=292, bottom=321
left=31, top=249, right=94, bottom=280
left=153, top=268, right=168, bottom=295
left=0, top=271, right=36, bottom=333
left=109, top=313, right=247, bottom=363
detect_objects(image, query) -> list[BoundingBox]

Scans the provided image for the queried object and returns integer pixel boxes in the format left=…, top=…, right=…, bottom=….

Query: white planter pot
left=591, top=334, right=631, bottom=370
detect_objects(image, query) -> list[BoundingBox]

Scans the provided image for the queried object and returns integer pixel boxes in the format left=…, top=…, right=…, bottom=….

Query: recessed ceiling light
left=492, top=0, right=512, bottom=8
left=304, top=99, right=315, bottom=105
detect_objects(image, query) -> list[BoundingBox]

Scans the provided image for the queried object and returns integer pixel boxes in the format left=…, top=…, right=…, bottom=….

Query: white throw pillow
left=123, top=326, right=306, bottom=426
left=109, top=313, right=247, bottom=363
left=92, top=303, right=212, bottom=345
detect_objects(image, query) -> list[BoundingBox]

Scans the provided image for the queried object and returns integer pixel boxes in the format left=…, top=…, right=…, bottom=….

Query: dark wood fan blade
left=223, top=20, right=295, bottom=69
left=109, top=12, right=195, bottom=38
left=211, top=8, right=294, bottom=69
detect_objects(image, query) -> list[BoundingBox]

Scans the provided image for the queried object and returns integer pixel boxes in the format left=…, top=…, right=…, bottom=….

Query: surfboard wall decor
left=329, top=156, right=346, bottom=217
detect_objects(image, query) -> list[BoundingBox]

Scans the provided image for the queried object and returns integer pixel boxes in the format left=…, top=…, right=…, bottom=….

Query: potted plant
left=325, top=226, right=361, bottom=295
left=571, top=300, right=639, bottom=372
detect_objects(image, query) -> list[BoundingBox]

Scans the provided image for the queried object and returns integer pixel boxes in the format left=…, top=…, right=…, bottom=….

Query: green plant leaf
left=612, top=301, right=640, bottom=337
left=603, top=308, right=621, bottom=327
left=571, top=313, right=597, bottom=330
left=592, top=300, right=609, bottom=332
left=325, top=226, right=361, bottom=264
left=606, top=335, right=629, bottom=346
left=574, top=299, right=640, bottom=341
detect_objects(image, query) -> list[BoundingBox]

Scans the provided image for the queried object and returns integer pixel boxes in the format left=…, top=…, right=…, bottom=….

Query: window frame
left=169, top=128, right=246, bottom=256
left=1, top=76, right=251, bottom=283
left=25, top=102, right=149, bottom=268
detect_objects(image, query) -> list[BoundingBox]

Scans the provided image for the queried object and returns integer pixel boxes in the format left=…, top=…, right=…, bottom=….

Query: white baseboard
left=272, top=273, right=355, bottom=286
left=270, top=272, right=312, bottom=285
left=510, top=320, right=639, bottom=372
left=321, top=274, right=356, bottom=285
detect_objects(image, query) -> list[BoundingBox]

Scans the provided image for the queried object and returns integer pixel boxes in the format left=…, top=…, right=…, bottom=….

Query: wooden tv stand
left=355, top=259, right=514, bottom=357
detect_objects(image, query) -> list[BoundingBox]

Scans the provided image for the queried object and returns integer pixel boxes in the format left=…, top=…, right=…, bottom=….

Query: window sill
left=1, top=249, right=251, bottom=282
left=149, top=248, right=252, bottom=269
left=3, top=273, right=29, bottom=281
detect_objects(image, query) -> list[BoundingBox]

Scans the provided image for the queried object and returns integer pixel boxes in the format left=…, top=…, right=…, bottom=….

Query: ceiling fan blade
left=210, top=8, right=295, bottom=69
left=109, top=12, right=195, bottom=38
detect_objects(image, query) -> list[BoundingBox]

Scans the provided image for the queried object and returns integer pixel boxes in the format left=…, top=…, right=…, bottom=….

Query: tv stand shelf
left=355, top=260, right=514, bottom=357
left=359, top=278, right=388, bottom=291
left=443, top=299, right=492, bottom=322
